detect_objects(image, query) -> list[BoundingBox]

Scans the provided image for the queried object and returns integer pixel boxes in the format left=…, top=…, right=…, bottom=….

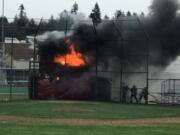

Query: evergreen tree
left=115, top=10, right=122, bottom=19
left=0, top=16, right=9, bottom=41
left=114, top=10, right=125, bottom=19
left=104, top=14, right=109, bottom=20
left=47, top=15, right=57, bottom=29
left=89, top=3, right=101, bottom=26
left=27, top=18, right=37, bottom=35
left=13, top=15, right=18, bottom=25
left=12, top=4, right=29, bottom=39
left=28, top=18, right=36, bottom=27
left=71, top=2, right=78, bottom=14
left=140, top=12, right=145, bottom=17
left=133, top=12, right=137, bottom=16
left=19, top=4, right=25, bottom=18
left=0, top=16, right=9, bottom=25
left=126, top=11, right=132, bottom=16
left=16, top=4, right=29, bottom=27
left=122, top=12, right=125, bottom=17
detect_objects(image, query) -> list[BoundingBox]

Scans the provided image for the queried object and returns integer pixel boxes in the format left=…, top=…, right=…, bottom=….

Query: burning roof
left=54, top=39, right=87, bottom=67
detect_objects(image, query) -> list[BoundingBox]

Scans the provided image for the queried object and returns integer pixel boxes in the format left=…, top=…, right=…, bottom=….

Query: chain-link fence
left=161, top=79, right=180, bottom=104
left=2, top=16, right=177, bottom=103
left=27, top=17, right=149, bottom=103
left=0, top=68, right=29, bottom=101
left=0, top=16, right=150, bottom=102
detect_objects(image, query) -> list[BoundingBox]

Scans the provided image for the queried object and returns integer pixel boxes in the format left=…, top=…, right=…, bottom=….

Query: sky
left=0, top=0, right=152, bottom=19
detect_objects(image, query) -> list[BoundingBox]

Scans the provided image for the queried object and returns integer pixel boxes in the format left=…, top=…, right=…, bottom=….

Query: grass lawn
left=0, top=87, right=28, bottom=100
left=0, top=122, right=180, bottom=135
left=0, top=101, right=180, bottom=135
left=0, top=101, right=180, bottom=119
left=0, top=87, right=28, bottom=94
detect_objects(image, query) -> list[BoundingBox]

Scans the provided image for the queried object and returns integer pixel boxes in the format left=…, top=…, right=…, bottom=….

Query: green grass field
left=0, top=87, right=28, bottom=94
left=0, top=101, right=180, bottom=135
left=0, top=87, right=28, bottom=100
left=0, top=101, right=180, bottom=119
left=0, top=123, right=180, bottom=135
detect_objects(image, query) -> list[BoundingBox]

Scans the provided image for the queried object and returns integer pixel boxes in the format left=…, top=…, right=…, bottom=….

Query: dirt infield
left=38, top=100, right=100, bottom=104
left=52, top=108, right=96, bottom=113
left=0, top=115, right=180, bottom=125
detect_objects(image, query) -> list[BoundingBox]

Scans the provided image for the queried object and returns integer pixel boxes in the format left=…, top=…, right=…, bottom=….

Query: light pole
left=1, top=0, right=6, bottom=85
left=1, top=0, right=5, bottom=59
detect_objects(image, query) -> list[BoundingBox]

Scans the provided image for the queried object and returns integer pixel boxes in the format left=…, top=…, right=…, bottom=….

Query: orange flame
left=54, top=40, right=86, bottom=67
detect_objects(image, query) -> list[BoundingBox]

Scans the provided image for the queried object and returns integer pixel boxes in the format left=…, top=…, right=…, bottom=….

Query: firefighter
left=130, top=85, right=138, bottom=103
left=139, top=87, right=148, bottom=104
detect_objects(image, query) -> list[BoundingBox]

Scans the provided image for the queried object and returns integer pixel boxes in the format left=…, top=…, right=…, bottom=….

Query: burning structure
left=29, top=20, right=148, bottom=101
left=29, top=0, right=180, bottom=103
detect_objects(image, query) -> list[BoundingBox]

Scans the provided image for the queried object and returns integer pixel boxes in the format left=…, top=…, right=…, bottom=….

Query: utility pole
left=136, top=16, right=150, bottom=104
left=0, top=0, right=6, bottom=85
left=10, top=33, right=14, bottom=101
left=32, top=18, right=43, bottom=99
left=112, top=20, right=124, bottom=102
left=92, top=21, right=98, bottom=76
left=1, top=0, right=5, bottom=62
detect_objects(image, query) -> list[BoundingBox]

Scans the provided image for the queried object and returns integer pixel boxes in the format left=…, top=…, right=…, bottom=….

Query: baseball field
left=0, top=100, right=180, bottom=135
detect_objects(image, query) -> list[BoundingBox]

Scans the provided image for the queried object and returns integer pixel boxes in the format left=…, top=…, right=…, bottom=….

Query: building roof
left=0, top=43, right=33, bottom=61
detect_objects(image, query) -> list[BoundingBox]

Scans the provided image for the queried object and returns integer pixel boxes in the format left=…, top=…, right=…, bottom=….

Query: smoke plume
left=38, top=0, right=180, bottom=77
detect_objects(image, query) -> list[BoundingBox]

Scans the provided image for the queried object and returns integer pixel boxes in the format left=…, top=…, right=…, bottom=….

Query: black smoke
left=71, top=23, right=121, bottom=70
left=39, top=37, right=68, bottom=59
left=71, top=0, right=180, bottom=70
left=38, top=0, right=180, bottom=75
left=147, top=0, right=180, bottom=66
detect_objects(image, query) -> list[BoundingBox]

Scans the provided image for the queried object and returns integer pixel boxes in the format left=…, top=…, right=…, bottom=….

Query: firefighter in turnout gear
left=130, top=85, right=138, bottom=103
left=139, top=87, right=148, bottom=104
